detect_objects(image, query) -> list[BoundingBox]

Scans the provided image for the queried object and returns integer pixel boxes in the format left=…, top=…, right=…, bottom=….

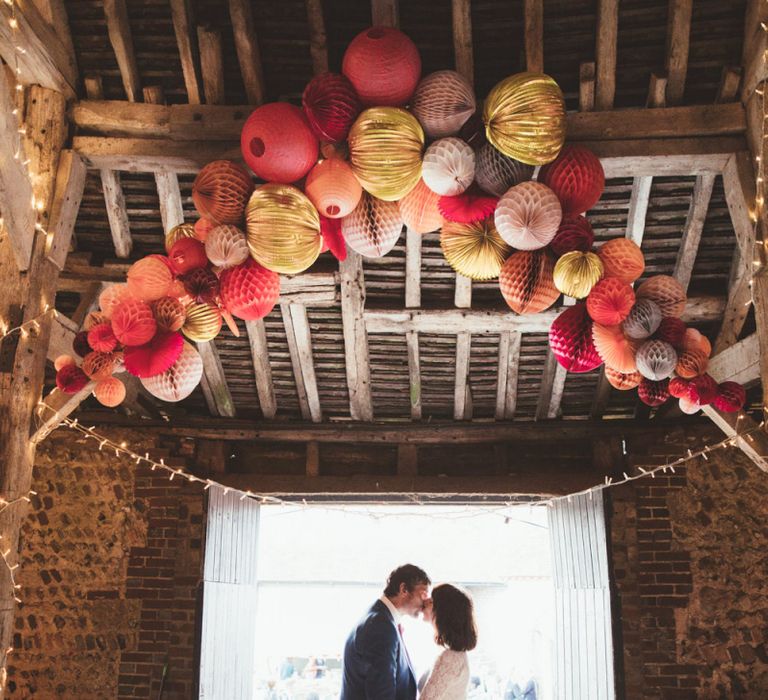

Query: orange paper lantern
left=597, top=238, right=645, bottom=285
left=499, top=250, right=560, bottom=314
left=636, top=275, right=687, bottom=318
left=305, top=158, right=363, bottom=219
left=94, top=376, right=126, bottom=407
left=604, top=367, right=642, bottom=391
left=592, top=324, right=638, bottom=374
left=192, top=160, right=254, bottom=224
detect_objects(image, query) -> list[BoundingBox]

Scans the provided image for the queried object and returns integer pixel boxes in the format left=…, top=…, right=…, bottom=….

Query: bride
left=419, top=584, right=478, bottom=700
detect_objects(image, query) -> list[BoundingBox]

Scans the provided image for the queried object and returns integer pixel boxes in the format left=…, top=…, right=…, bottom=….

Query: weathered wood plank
left=700, top=408, right=768, bottom=472
left=197, top=24, right=225, bottom=106
left=579, top=62, right=595, bottom=112
left=229, top=0, right=265, bottom=105
left=46, top=150, right=86, bottom=271
left=197, top=340, right=236, bottom=417
left=305, top=0, right=329, bottom=76
left=673, top=173, right=716, bottom=291
left=289, top=304, right=322, bottom=423
left=30, top=384, right=94, bottom=443
left=169, top=0, right=202, bottom=104
left=397, top=443, right=418, bottom=477
left=452, top=0, right=473, bottom=83
left=595, top=0, right=618, bottom=110
left=103, top=0, right=141, bottom=102
left=714, top=246, right=752, bottom=354
left=405, top=227, right=421, bottom=308
left=524, top=0, right=543, bottom=73
left=244, top=319, right=276, bottom=420
left=495, top=330, right=520, bottom=420
left=371, top=0, right=398, bottom=28
left=280, top=303, right=311, bottom=420
left=99, top=169, right=132, bottom=259
left=664, top=0, right=693, bottom=105
left=406, top=330, right=422, bottom=420
left=708, top=333, right=759, bottom=386
left=454, top=332, right=471, bottom=420
left=625, top=176, right=653, bottom=244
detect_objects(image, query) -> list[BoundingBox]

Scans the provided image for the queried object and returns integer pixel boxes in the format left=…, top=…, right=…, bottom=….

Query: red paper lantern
left=597, top=238, right=645, bottom=285
left=669, top=377, right=691, bottom=399
left=604, top=367, right=642, bottom=391
left=439, top=187, right=498, bottom=224
left=123, top=331, right=184, bottom=378
left=219, top=258, right=280, bottom=321
left=499, top=250, right=559, bottom=314
left=126, top=257, right=173, bottom=302
left=550, top=215, right=595, bottom=257
left=688, top=373, right=718, bottom=406
left=305, top=158, right=363, bottom=219
left=587, top=278, right=635, bottom=326
left=636, top=275, right=687, bottom=318
left=194, top=218, right=215, bottom=242
left=240, top=103, right=319, bottom=183
left=319, top=216, right=347, bottom=261
left=302, top=73, right=362, bottom=143
left=56, top=364, right=90, bottom=394
left=182, top=267, right=220, bottom=304
left=192, top=160, right=254, bottom=224
left=654, top=317, right=687, bottom=348
left=153, top=296, right=187, bottom=333
left=87, top=323, right=118, bottom=353
left=342, top=26, right=421, bottom=106
left=538, top=145, right=605, bottom=215
left=111, top=299, right=157, bottom=347
left=73, top=330, right=91, bottom=358
left=592, top=323, right=637, bottom=374
left=638, top=378, right=670, bottom=407
left=169, top=238, right=209, bottom=276
left=94, top=376, right=126, bottom=407
left=549, top=303, right=602, bottom=373
left=714, top=381, right=746, bottom=413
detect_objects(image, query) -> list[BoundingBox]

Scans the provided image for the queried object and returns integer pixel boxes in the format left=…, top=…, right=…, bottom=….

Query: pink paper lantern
left=305, top=158, right=363, bottom=219
left=302, top=72, right=362, bottom=143
left=549, top=303, right=602, bottom=373
left=94, top=376, right=126, bottom=407
left=219, top=258, right=280, bottom=321
left=140, top=341, right=203, bottom=403
left=56, top=364, right=90, bottom=394
left=87, top=322, right=118, bottom=353
left=495, top=181, right=562, bottom=250
left=638, top=378, right=670, bottom=407
left=538, top=145, right=605, bottom=215
left=586, top=278, right=635, bottom=326
left=550, top=215, right=594, bottom=257
left=592, top=323, right=637, bottom=374
left=341, top=193, right=403, bottom=258
left=714, top=381, right=746, bottom=413
left=111, top=299, right=157, bottom=347
left=169, top=238, right=209, bottom=276
left=399, top=178, right=444, bottom=234
left=123, top=330, right=184, bottom=378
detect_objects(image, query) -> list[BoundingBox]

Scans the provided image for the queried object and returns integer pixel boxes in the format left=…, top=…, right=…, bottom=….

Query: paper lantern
left=587, top=278, right=635, bottom=325
left=592, top=324, right=638, bottom=374
left=153, top=296, right=186, bottom=333
left=675, top=349, right=709, bottom=379
left=124, top=331, right=184, bottom=378
left=167, top=279, right=189, bottom=303
left=54, top=354, right=76, bottom=371
left=459, top=110, right=487, bottom=149
left=475, top=143, right=534, bottom=198
left=688, top=373, right=718, bottom=406
left=550, top=215, right=595, bottom=257
left=205, top=225, right=249, bottom=270
left=553, top=251, right=603, bottom=299
left=422, top=137, right=475, bottom=197
left=246, top=183, right=322, bottom=275
left=182, top=302, right=222, bottom=342
left=654, top=317, right=687, bottom=348
left=622, top=299, right=662, bottom=340
left=538, top=145, right=605, bottom=214
left=679, top=397, right=701, bottom=415
left=99, top=284, right=134, bottom=318
left=169, top=238, right=209, bottom=276
left=165, top=223, right=196, bottom=253
left=636, top=275, right=687, bottom=318
left=73, top=331, right=91, bottom=358
left=94, top=377, right=126, bottom=407
left=86, top=323, right=117, bottom=353
left=305, top=158, right=363, bottom=219
left=342, top=26, right=421, bottom=106
left=219, top=258, right=280, bottom=321
left=499, top=250, right=559, bottom=314
left=56, top=364, right=90, bottom=394
left=240, top=102, right=318, bottom=183
left=302, top=72, right=362, bottom=143
left=319, top=215, right=347, bottom=261
left=440, top=218, right=511, bottom=281
left=82, top=351, right=118, bottom=381
left=181, top=267, right=219, bottom=304
left=483, top=72, right=566, bottom=165
left=348, top=107, right=424, bottom=201
left=127, top=256, right=173, bottom=302
left=192, top=160, right=254, bottom=224
left=83, top=311, right=108, bottom=331
left=681, top=328, right=712, bottom=357
left=398, top=178, right=444, bottom=233
left=635, top=339, right=677, bottom=381
left=549, top=303, right=602, bottom=373
left=638, top=378, right=669, bottom=407
left=605, top=367, right=642, bottom=391
left=597, top=238, right=645, bottom=285
left=714, top=381, right=746, bottom=413
left=495, top=182, right=562, bottom=250
left=141, top=341, right=203, bottom=403
left=439, top=188, right=498, bottom=224
left=195, top=218, right=215, bottom=243
left=341, top=193, right=403, bottom=258
left=111, top=299, right=157, bottom=347
left=411, top=70, right=476, bottom=138
left=668, top=377, right=691, bottom=399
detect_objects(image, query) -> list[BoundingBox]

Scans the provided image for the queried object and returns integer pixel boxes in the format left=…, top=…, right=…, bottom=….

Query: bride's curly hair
left=432, top=583, right=477, bottom=652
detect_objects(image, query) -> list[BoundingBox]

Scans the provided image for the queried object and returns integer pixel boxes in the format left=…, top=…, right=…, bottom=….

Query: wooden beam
left=371, top=0, right=398, bottom=28
left=99, top=169, right=133, bottom=259
left=46, top=150, right=86, bottom=271
left=229, top=0, right=265, bottom=105
left=579, top=62, right=595, bottom=112
left=244, top=319, right=277, bottom=420
left=708, top=333, right=759, bottom=386
left=741, top=0, right=768, bottom=103
left=673, top=173, right=716, bottom=291
left=717, top=66, right=742, bottom=104
left=625, top=176, right=653, bottom=244
left=454, top=332, right=471, bottom=420
left=305, top=0, right=329, bottom=76
left=280, top=303, right=312, bottom=420
left=405, top=228, right=421, bottom=308
left=103, top=0, right=141, bottom=103
left=714, top=247, right=752, bottom=355
left=47, top=312, right=78, bottom=361
left=197, top=24, right=225, bottom=106
left=397, top=443, right=418, bottom=477
left=664, top=0, right=693, bottom=106
left=495, top=330, right=520, bottom=420
left=169, top=0, right=203, bottom=104
left=405, top=330, right=422, bottom=420
left=288, top=304, right=323, bottom=423
left=71, top=282, right=102, bottom=328
left=31, top=384, right=94, bottom=443
left=197, top=340, right=236, bottom=417
left=306, top=441, right=320, bottom=477
left=536, top=350, right=559, bottom=420
left=33, top=0, right=78, bottom=87
left=647, top=72, right=668, bottom=108
left=524, top=0, right=543, bottom=73
left=595, top=0, right=618, bottom=110
left=452, top=0, right=473, bottom=83
left=700, top=408, right=768, bottom=472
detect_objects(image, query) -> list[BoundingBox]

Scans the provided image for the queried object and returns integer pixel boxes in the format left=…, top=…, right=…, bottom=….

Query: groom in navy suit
left=341, top=564, right=431, bottom=700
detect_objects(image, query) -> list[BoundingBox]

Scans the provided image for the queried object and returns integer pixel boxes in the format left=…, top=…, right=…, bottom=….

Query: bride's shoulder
left=438, top=648, right=469, bottom=667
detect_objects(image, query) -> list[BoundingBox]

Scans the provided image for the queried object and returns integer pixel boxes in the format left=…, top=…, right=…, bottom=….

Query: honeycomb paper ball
left=341, top=193, right=403, bottom=258
left=141, top=341, right=203, bottom=403
left=153, top=296, right=187, bottom=332
left=246, top=183, right=322, bottom=275
left=302, top=72, right=362, bottom=143
left=82, top=351, right=118, bottom=381
left=675, top=348, right=709, bottom=379
left=440, top=218, right=511, bottom=281
left=182, top=302, right=222, bottom=342
left=714, top=381, right=746, bottom=413
left=553, top=251, right=604, bottom=299
left=169, top=238, right=208, bottom=276
left=635, top=339, right=678, bottom=381
left=638, top=378, right=670, bottom=407
left=592, top=324, right=638, bottom=374
left=422, top=137, right=475, bottom=197
left=636, top=275, right=687, bottom=318
left=605, top=367, right=642, bottom=391
left=681, top=328, right=712, bottom=357
left=56, top=364, right=90, bottom=394
left=679, top=397, right=701, bottom=415
left=348, top=107, right=424, bottom=201
left=319, top=215, right=347, bottom=261
left=688, top=373, right=719, bottom=406
left=483, top=72, right=566, bottom=165
left=622, top=299, right=662, bottom=340
left=182, top=267, right=220, bottom=304
left=73, top=331, right=91, bottom=358
left=305, top=158, right=363, bottom=219
left=499, top=250, right=560, bottom=314
left=94, top=376, right=126, bottom=408
left=538, top=145, right=605, bottom=214
left=550, top=215, right=595, bottom=257
left=219, top=258, right=280, bottom=321
left=192, top=160, right=254, bottom=224
left=398, top=178, right=444, bottom=233
left=240, top=103, right=319, bottom=183
left=164, top=223, right=196, bottom=253
left=54, top=354, right=76, bottom=371
left=342, top=26, right=421, bottom=106
left=654, top=317, right=687, bottom=348
left=549, top=303, right=602, bottom=373
left=194, top=218, right=215, bottom=243
left=495, top=181, right=562, bottom=250
left=439, top=188, right=498, bottom=224
left=126, top=257, right=173, bottom=302
left=205, top=225, right=249, bottom=270
left=99, top=284, right=134, bottom=319
left=475, top=143, right=534, bottom=198
left=123, top=330, right=184, bottom=378
left=83, top=311, right=108, bottom=331
left=87, top=323, right=118, bottom=353
left=587, top=278, right=635, bottom=325
left=668, top=376, right=691, bottom=399
left=411, top=70, right=476, bottom=138
left=111, top=299, right=157, bottom=346
left=597, top=238, right=645, bottom=285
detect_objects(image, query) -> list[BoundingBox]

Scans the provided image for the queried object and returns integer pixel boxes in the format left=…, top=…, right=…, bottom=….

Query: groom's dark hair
left=384, top=564, right=430, bottom=597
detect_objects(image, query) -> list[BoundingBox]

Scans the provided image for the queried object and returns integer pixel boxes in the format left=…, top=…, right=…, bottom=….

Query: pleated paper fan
left=440, top=218, right=511, bottom=280
left=592, top=324, right=637, bottom=374
left=439, top=188, right=498, bottom=224
left=638, top=378, right=670, bottom=407
left=123, top=331, right=184, bottom=378
left=635, top=339, right=678, bottom=381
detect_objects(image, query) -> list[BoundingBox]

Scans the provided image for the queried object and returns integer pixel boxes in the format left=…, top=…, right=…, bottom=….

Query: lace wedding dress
left=419, top=649, right=469, bottom=700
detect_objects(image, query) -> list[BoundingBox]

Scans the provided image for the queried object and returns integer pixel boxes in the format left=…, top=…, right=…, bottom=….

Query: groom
left=340, top=564, right=431, bottom=700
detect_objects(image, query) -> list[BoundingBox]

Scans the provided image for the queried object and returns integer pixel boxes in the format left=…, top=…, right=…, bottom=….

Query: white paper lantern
left=140, top=341, right=203, bottom=402
left=422, top=137, right=475, bottom=196
left=635, top=339, right=678, bottom=381
left=622, top=299, right=662, bottom=340
left=494, top=181, right=562, bottom=250
left=205, top=225, right=250, bottom=269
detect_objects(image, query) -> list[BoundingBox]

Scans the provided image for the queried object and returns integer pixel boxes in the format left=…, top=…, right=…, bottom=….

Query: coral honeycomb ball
left=219, top=258, right=280, bottom=321
left=538, top=145, right=605, bottom=215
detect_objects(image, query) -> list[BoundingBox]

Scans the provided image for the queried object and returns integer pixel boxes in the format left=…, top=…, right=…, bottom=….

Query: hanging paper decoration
left=94, top=377, right=126, bottom=408
left=439, top=188, right=498, bottom=224
left=141, top=341, right=203, bottom=403
left=348, top=107, right=424, bottom=201
left=605, top=367, right=642, bottom=391
left=654, top=317, right=687, bottom=348
left=440, top=218, right=511, bottom=280
left=194, top=218, right=215, bottom=242
left=56, top=364, right=90, bottom=394
left=54, top=354, right=76, bottom=371
left=668, top=377, right=691, bottom=398
left=82, top=351, right=118, bottom=381
left=422, top=137, right=475, bottom=196
left=679, top=397, right=701, bottom=414
left=636, top=275, right=687, bottom=318
left=495, top=181, right=562, bottom=250
left=681, top=328, right=711, bottom=357
left=688, top=374, right=718, bottom=406
left=182, top=302, right=222, bottom=343
left=638, top=378, right=670, bottom=407
left=483, top=72, right=566, bottom=165
left=549, top=303, right=602, bottom=373
left=88, top=323, right=118, bottom=353
left=319, top=216, right=347, bottom=261
left=111, top=299, right=157, bottom=346
left=192, top=160, right=254, bottom=224
left=302, top=72, right=362, bottom=143
left=675, top=349, right=709, bottom=379
left=165, top=222, right=196, bottom=253
left=399, top=178, right=444, bottom=233
left=205, top=225, right=250, bottom=270
left=153, top=297, right=186, bottom=332
left=549, top=215, right=594, bottom=257
left=714, top=382, right=746, bottom=413
left=635, top=339, right=678, bottom=381
left=553, top=251, right=603, bottom=299
left=219, top=258, right=281, bottom=321
left=411, top=70, right=476, bottom=138
left=586, top=278, right=635, bottom=326
left=538, top=145, right=605, bottom=215
left=246, top=183, right=322, bottom=275
left=124, top=331, right=184, bottom=378
left=126, top=257, right=173, bottom=302
left=499, top=250, right=560, bottom=314
left=342, top=26, right=421, bottom=106
left=592, top=324, right=637, bottom=374
left=72, top=331, right=91, bottom=358
left=83, top=311, right=108, bottom=331
left=341, top=192, right=403, bottom=258
left=182, top=267, right=220, bottom=304
left=597, top=238, right=645, bottom=285
left=622, top=299, right=662, bottom=340
left=474, top=143, right=534, bottom=198
left=305, top=158, right=363, bottom=219
left=168, top=238, right=208, bottom=277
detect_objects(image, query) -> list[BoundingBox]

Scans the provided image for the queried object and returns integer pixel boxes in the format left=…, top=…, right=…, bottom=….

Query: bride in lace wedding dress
left=419, top=584, right=478, bottom=700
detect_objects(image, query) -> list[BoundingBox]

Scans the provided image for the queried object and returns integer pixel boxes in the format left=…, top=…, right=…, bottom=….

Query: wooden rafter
left=664, top=0, right=693, bottom=106
left=197, top=340, right=236, bottom=418
left=406, top=330, right=422, bottom=420
left=673, top=173, right=716, bottom=291
left=45, top=149, right=86, bottom=271
left=229, top=0, right=265, bottom=105
left=495, top=331, right=521, bottom=420
left=524, top=0, right=544, bottom=73
left=451, top=0, right=473, bottom=82
left=579, top=62, right=595, bottom=112
left=169, top=0, right=203, bottom=104
left=305, top=0, right=329, bottom=76
left=103, top=0, right=141, bottom=102
left=99, top=169, right=133, bottom=259
left=288, top=304, right=322, bottom=423
left=371, top=0, right=398, bottom=28
left=595, top=0, right=618, bottom=110
left=244, top=319, right=276, bottom=420
left=197, top=24, right=225, bottom=106
left=280, top=303, right=311, bottom=420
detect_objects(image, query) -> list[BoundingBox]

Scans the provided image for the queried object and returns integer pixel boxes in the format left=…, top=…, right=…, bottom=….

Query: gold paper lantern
left=164, top=223, right=196, bottom=253
left=182, top=302, right=222, bottom=342
left=553, top=251, right=604, bottom=299
left=483, top=72, right=566, bottom=165
left=245, top=183, right=322, bottom=275
left=440, top=218, right=511, bottom=280
left=348, top=107, right=424, bottom=201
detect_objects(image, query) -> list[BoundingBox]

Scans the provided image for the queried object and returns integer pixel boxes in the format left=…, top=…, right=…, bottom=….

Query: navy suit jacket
left=340, top=599, right=416, bottom=700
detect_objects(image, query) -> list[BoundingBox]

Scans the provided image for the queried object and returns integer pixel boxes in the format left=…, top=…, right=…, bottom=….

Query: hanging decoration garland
left=51, top=25, right=746, bottom=416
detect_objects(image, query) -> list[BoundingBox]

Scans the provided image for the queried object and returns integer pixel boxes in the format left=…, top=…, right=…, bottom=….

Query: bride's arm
left=419, top=651, right=463, bottom=700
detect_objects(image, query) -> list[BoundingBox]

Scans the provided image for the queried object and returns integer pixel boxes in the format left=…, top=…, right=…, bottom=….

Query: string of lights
left=0, top=306, right=57, bottom=344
